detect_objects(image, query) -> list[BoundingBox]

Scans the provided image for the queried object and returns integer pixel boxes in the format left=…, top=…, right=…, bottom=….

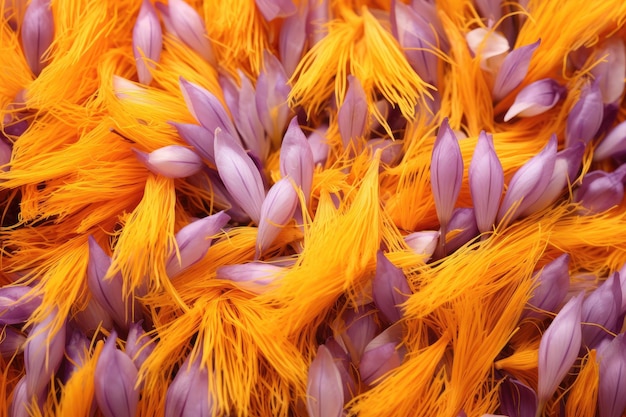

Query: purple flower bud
left=466, top=27, right=510, bottom=71
left=431, top=118, right=463, bottom=231
left=165, top=354, right=214, bottom=417
left=95, top=331, right=139, bottom=417
left=410, top=0, right=449, bottom=52
left=279, top=117, right=315, bottom=206
left=338, top=75, right=369, bottom=147
left=526, top=254, right=570, bottom=318
left=306, top=0, right=330, bottom=46
left=368, top=138, right=402, bottom=167
left=591, top=38, right=626, bottom=104
left=340, top=307, right=379, bottom=364
left=469, top=131, right=504, bottom=233
left=278, top=3, right=307, bottom=76
left=232, top=73, right=268, bottom=162
left=372, top=251, right=411, bottom=324
left=217, top=262, right=285, bottom=294
left=21, top=0, right=54, bottom=76
left=87, top=236, right=133, bottom=329
left=0, top=286, right=41, bottom=325
left=24, top=308, right=66, bottom=399
left=132, top=0, right=162, bottom=85
left=169, top=122, right=215, bottom=164
left=598, top=333, right=626, bottom=417
left=497, top=135, right=557, bottom=224
left=306, top=345, right=344, bottom=417
left=503, top=79, right=565, bottom=121
left=1, top=326, right=26, bottom=358
left=565, top=81, right=604, bottom=148
left=214, top=130, right=266, bottom=224
left=308, top=126, right=330, bottom=166
left=390, top=1, right=439, bottom=84
left=359, top=325, right=405, bottom=386
left=594, top=120, right=626, bottom=161
left=575, top=166, right=626, bottom=213
left=537, top=293, right=583, bottom=405
left=159, top=0, right=215, bottom=65
left=324, top=336, right=356, bottom=404
left=445, top=207, right=479, bottom=254
left=499, top=378, right=538, bottom=417
left=10, top=377, right=45, bottom=417
left=133, top=145, right=203, bottom=178
left=404, top=231, right=439, bottom=261
left=493, top=39, right=540, bottom=102
left=165, top=211, right=230, bottom=277
left=256, top=177, right=298, bottom=258
left=255, top=0, right=296, bottom=21
left=581, top=272, right=622, bottom=349
left=179, top=78, right=239, bottom=142
left=255, top=51, right=291, bottom=142
left=126, top=322, right=155, bottom=370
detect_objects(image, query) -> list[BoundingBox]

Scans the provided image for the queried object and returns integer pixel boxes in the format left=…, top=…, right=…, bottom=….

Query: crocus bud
left=503, top=79, right=565, bottom=121
left=10, top=377, right=45, bottom=417
left=165, top=211, right=230, bottom=277
left=21, top=0, right=54, bottom=76
left=593, top=120, right=626, bottom=161
left=179, top=78, right=239, bottom=141
left=214, top=130, right=266, bottom=224
left=404, top=231, right=439, bottom=261
left=165, top=354, right=214, bottom=417
left=565, top=81, right=604, bottom=148
left=217, top=262, right=285, bottom=294
left=339, top=307, right=379, bottom=364
left=445, top=207, right=479, bottom=254
left=492, top=39, right=540, bottom=101
left=308, top=126, right=330, bottom=166
left=598, top=334, right=626, bottom=417
left=24, top=308, right=66, bottom=399
left=465, top=27, right=510, bottom=72
left=469, top=131, right=504, bottom=233
left=133, top=145, right=203, bottom=178
left=231, top=73, right=268, bottom=162
left=430, top=118, right=463, bottom=231
left=499, top=378, right=538, bottom=417
left=61, top=328, right=90, bottom=381
left=581, top=272, right=622, bottom=349
left=372, top=251, right=411, bottom=324
left=255, top=51, right=291, bottom=143
left=87, top=236, right=133, bottom=329
left=324, top=336, right=356, bottom=404
left=159, top=0, right=215, bottom=65
left=132, top=0, right=162, bottom=85
left=1, top=326, right=26, bottom=358
left=256, top=177, right=298, bottom=258
left=306, top=345, right=344, bottom=417
left=537, top=293, right=584, bottom=406
left=526, top=254, right=570, bottom=318
left=575, top=165, right=626, bottom=213
left=125, top=322, right=155, bottom=370
left=279, top=117, right=315, bottom=206
left=497, top=135, right=557, bottom=224
left=591, top=38, right=626, bottom=104
left=338, top=75, right=369, bottom=147
left=255, top=0, right=296, bottom=21
left=359, top=325, right=405, bottom=386
left=169, top=122, right=215, bottom=164
left=0, top=286, right=41, bottom=325
left=278, top=2, right=307, bottom=76
left=94, top=331, right=139, bottom=417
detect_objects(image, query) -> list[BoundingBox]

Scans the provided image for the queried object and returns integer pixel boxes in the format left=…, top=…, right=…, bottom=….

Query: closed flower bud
left=125, top=321, right=155, bottom=370
left=372, top=251, right=411, bottom=324
left=581, top=272, right=622, bottom=349
left=0, top=286, right=41, bottom=325
left=133, top=145, right=203, bottom=178
left=280, top=117, right=315, bottom=206
left=359, top=325, right=405, bottom=386
left=445, top=207, right=479, bottom=254
left=565, top=81, right=604, bottom=148
left=61, top=328, right=90, bottom=381
left=217, top=262, right=285, bottom=294
left=492, top=39, right=540, bottom=102
left=504, top=79, right=565, bottom=121
left=278, top=3, right=307, bottom=76
left=10, top=377, right=45, bottom=417
left=1, top=325, right=26, bottom=358
left=593, top=120, right=626, bottom=161
left=21, top=0, right=54, bottom=76
left=591, top=38, right=626, bottom=104
left=469, top=131, right=504, bottom=233
left=575, top=165, right=626, bottom=213
left=231, top=73, right=268, bottom=162
left=256, top=177, right=298, bottom=258
left=255, top=51, right=291, bottom=143
left=338, top=75, right=369, bottom=147
left=598, top=333, right=626, bottom=417
left=404, top=230, right=439, bottom=261
left=165, top=353, right=215, bottom=417
left=526, top=254, right=570, bottom=318
left=308, top=126, right=330, bottom=166
left=132, top=0, right=162, bottom=85
left=306, top=344, right=344, bottom=417
left=339, top=306, right=379, bottom=364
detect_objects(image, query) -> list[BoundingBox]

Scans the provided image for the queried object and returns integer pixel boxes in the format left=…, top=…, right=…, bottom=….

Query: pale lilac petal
left=493, top=39, right=540, bottom=101
left=526, top=254, right=570, bottom=318
left=308, top=126, right=330, bottom=166
left=234, top=73, right=268, bottom=161
left=338, top=75, right=369, bottom=147
left=133, top=145, right=203, bottom=178
left=279, top=2, right=307, bottom=76
left=10, top=377, right=40, bottom=417
left=466, top=27, right=510, bottom=71
left=170, top=122, right=215, bottom=163
left=217, top=262, right=285, bottom=294
left=430, top=118, right=463, bottom=229
left=1, top=326, right=26, bottom=358
left=255, top=0, right=296, bottom=21
left=499, top=378, right=538, bottom=417
left=591, top=38, right=626, bottom=104
left=566, top=81, right=604, bottom=148
left=324, top=336, right=356, bottom=404
left=21, top=0, right=54, bottom=76
left=204, top=169, right=250, bottom=223
left=74, top=297, right=114, bottom=335
left=445, top=207, right=479, bottom=254
left=404, top=231, right=439, bottom=261
left=280, top=117, right=314, bottom=205
left=165, top=354, right=214, bottom=417
left=598, top=334, right=626, bottom=417
left=306, top=0, right=330, bottom=46
left=125, top=322, right=155, bottom=370
left=410, top=0, right=449, bottom=52
left=112, top=75, right=151, bottom=104
left=372, top=251, right=411, bottom=324
left=214, top=130, right=266, bottom=224
left=537, top=293, right=584, bottom=405
left=165, top=211, right=230, bottom=277
left=575, top=165, right=626, bottom=213
left=469, top=131, right=504, bottom=233
left=166, top=0, right=215, bottom=64
left=60, top=329, right=90, bottom=381
left=0, top=286, right=41, bottom=325
left=340, top=307, right=379, bottom=364
left=594, top=120, right=626, bottom=161
left=132, top=0, right=162, bottom=85
left=359, top=325, right=405, bottom=386
left=306, top=345, right=344, bottom=417
left=94, top=331, right=139, bottom=417
left=255, top=51, right=291, bottom=141
left=497, top=135, right=557, bottom=224
left=581, top=272, right=622, bottom=349
left=504, top=79, right=565, bottom=121
left=256, top=178, right=298, bottom=257
left=475, top=0, right=501, bottom=20
left=368, top=138, right=403, bottom=166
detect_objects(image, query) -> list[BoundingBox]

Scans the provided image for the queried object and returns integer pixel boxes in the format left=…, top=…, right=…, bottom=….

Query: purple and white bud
left=169, top=122, right=215, bottom=164
left=255, top=0, right=296, bottom=21
left=280, top=117, right=315, bottom=206
left=0, top=286, right=41, bottom=325
left=339, top=306, right=379, bottom=364
left=581, top=272, right=622, bottom=349
left=338, top=75, right=369, bottom=147
left=565, top=81, right=604, bottom=148
left=125, top=322, right=155, bottom=370
left=165, top=353, right=214, bottom=417
left=598, top=333, right=626, bottom=417
left=133, top=145, right=203, bottom=178
left=503, top=79, right=565, bottom=122
left=217, top=262, right=285, bottom=294
left=306, top=344, right=344, bottom=417
left=498, top=378, right=538, bottom=417
left=492, top=39, right=540, bottom=101
left=278, top=2, right=307, bottom=76
left=256, top=177, right=298, bottom=258
left=372, top=251, right=411, bottom=324
left=575, top=165, right=626, bottom=213
left=255, top=51, right=291, bottom=143
left=132, top=0, right=162, bottom=85
left=1, top=326, right=25, bottom=358
left=526, top=254, right=570, bottom=318
left=469, top=131, right=504, bottom=233
left=404, top=231, right=439, bottom=261
left=537, top=293, right=584, bottom=406
left=165, top=211, right=230, bottom=277
left=359, top=325, right=405, bottom=386
left=594, top=120, right=626, bottom=161
left=591, top=38, right=626, bottom=104
left=465, top=27, right=510, bottom=72
left=94, top=331, right=139, bottom=417
left=445, top=207, right=479, bottom=254
left=497, top=135, right=557, bottom=224
left=21, top=0, right=54, bottom=76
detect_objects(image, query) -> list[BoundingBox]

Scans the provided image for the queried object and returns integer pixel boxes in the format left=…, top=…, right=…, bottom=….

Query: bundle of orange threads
left=1, top=0, right=626, bottom=416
